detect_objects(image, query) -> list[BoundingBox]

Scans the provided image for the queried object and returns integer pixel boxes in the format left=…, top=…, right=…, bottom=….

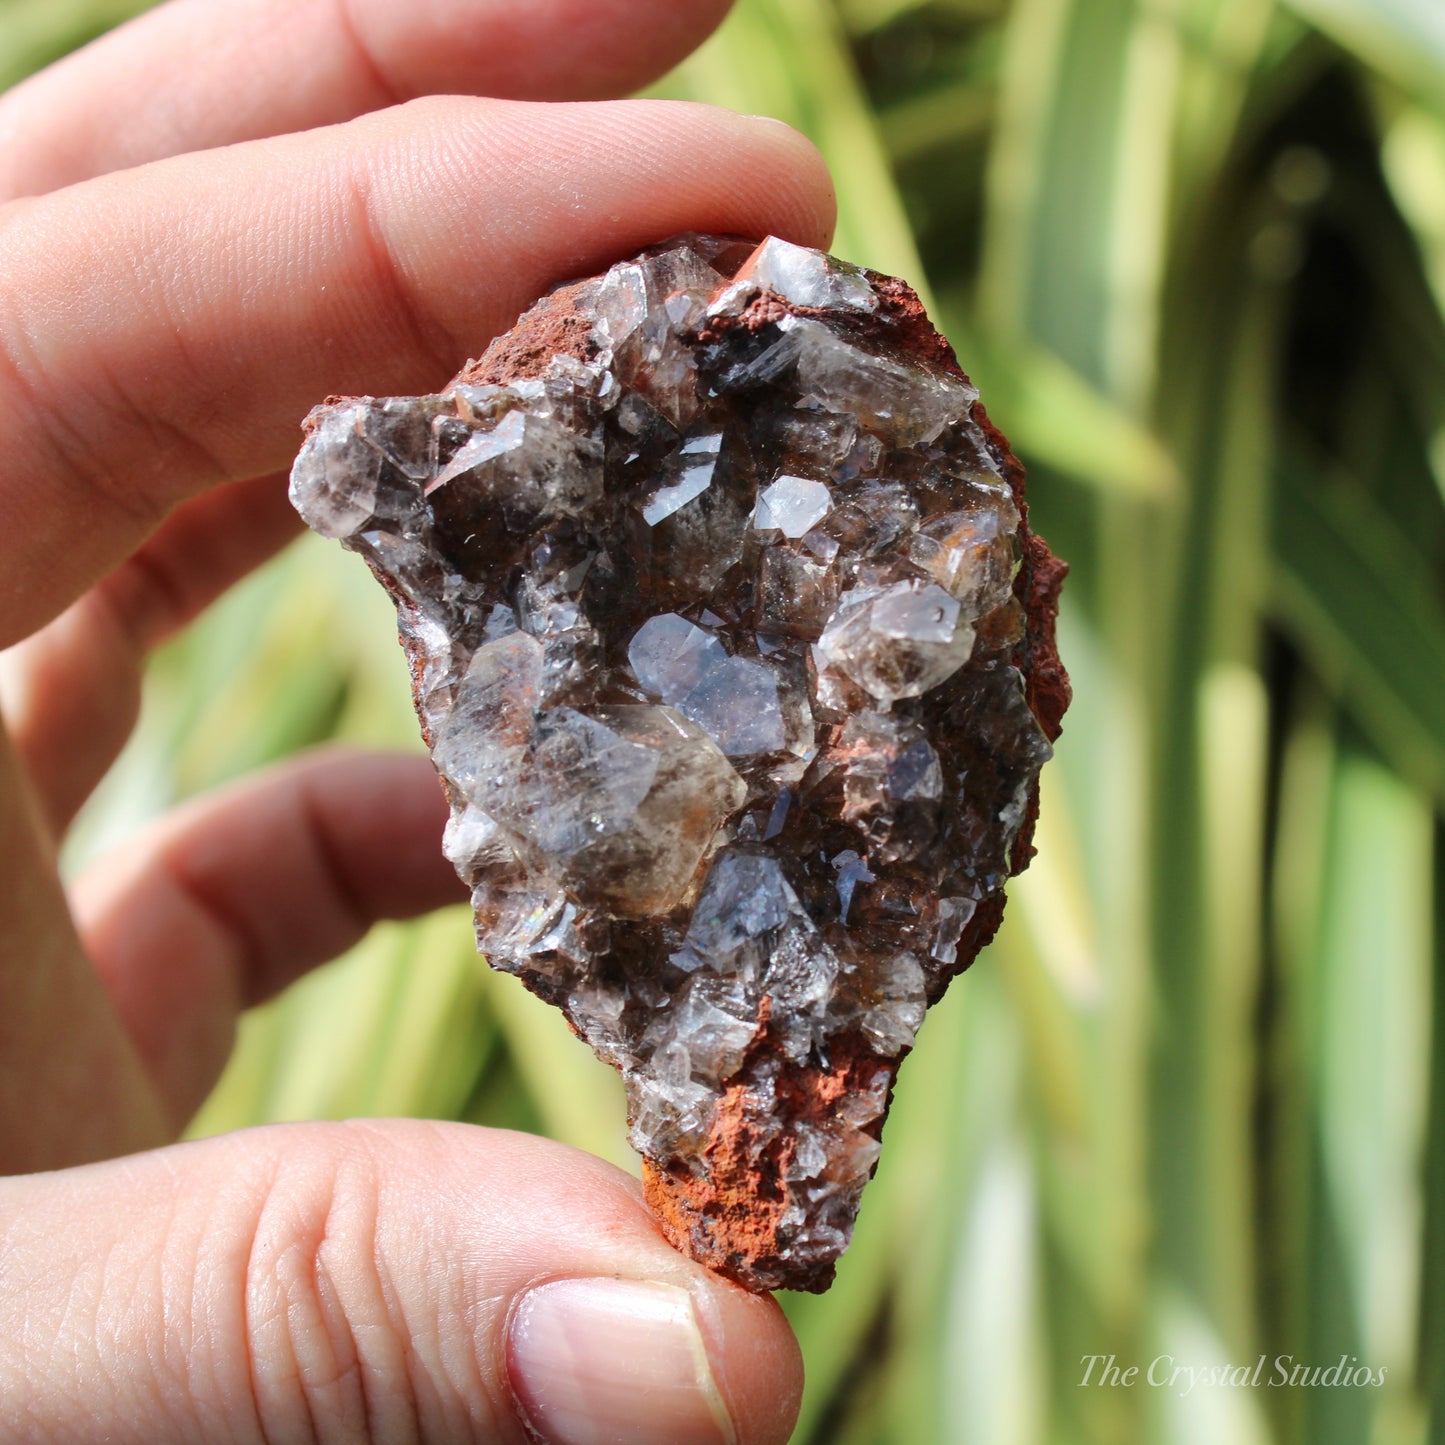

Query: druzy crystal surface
left=289, top=234, right=1069, bottom=1293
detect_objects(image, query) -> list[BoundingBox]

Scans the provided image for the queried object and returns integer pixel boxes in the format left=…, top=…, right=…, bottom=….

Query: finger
left=0, top=95, right=835, bottom=647
left=0, top=1120, right=803, bottom=1445
left=0, top=0, right=736, bottom=200
left=0, top=474, right=301, bottom=837
left=0, top=725, right=169, bottom=1174
left=71, top=747, right=462, bottom=1128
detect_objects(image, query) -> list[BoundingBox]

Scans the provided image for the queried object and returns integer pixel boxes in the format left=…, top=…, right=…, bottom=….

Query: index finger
left=0, top=0, right=736, bottom=199
left=0, top=96, right=835, bottom=648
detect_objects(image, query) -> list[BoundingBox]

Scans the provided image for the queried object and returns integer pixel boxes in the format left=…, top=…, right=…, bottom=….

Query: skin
left=0, top=0, right=837, bottom=1438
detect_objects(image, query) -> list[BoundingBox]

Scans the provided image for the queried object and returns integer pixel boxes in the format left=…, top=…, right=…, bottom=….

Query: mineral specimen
left=289, top=234, right=1070, bottom=1293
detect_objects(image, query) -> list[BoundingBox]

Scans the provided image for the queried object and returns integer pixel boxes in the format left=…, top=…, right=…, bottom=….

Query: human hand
left=0, top=1, right=834, bottom=1439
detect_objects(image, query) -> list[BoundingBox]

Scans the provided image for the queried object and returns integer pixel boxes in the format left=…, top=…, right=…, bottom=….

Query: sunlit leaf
left=1283, top=0, right=1445, bottom=110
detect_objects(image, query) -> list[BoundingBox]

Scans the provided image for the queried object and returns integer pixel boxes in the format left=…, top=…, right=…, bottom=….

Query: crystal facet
left=289, top=234, right=1070, bottom=1293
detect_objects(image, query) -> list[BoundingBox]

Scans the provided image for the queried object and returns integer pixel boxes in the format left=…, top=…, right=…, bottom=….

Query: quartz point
left=289, top=234, right=1070, bottom=1293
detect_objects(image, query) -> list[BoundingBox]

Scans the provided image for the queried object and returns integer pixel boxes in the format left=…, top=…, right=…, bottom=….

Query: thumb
left=0, top=1120, right=802, bottom=1444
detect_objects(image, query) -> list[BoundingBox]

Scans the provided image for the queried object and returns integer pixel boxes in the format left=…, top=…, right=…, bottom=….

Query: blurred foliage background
left=7, top=0, right=1445, bottom=1440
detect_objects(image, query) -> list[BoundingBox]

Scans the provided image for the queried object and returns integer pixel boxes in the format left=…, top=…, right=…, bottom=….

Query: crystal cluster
left=290, top=234, right=1069, bottom=1293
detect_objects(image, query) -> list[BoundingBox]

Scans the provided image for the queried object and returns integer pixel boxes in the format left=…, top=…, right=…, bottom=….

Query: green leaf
left=0, top=0, right=154, bottom=90
left=1282, top=0, right=1445, bottom=111
left=951, top=319, right=1183, bottom=499
left=1273, top=453, right=1445, bottom=801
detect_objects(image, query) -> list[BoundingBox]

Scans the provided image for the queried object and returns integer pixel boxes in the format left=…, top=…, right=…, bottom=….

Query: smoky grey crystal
left=289, top=233, right=1065, bottom=1293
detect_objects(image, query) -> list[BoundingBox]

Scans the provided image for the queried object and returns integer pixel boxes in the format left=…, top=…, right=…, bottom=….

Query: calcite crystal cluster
left=290, top=234, right=1069, bottom=1292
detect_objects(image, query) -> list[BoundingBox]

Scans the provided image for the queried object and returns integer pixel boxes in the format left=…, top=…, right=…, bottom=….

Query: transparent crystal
left=754, top=474, right=832, bottom=537
left=814, top=579, right=977, bottom=705
left=731, top=235, right=879, bottom=312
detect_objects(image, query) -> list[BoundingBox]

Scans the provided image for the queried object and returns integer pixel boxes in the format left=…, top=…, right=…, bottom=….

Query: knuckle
left=241, top=1129, right=419, bottom=1444
left=337, top=159, right=457, bottom=383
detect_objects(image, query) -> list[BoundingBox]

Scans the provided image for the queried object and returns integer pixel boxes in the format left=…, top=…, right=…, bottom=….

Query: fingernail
left=507, top=1277, right=737, bottom=1445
